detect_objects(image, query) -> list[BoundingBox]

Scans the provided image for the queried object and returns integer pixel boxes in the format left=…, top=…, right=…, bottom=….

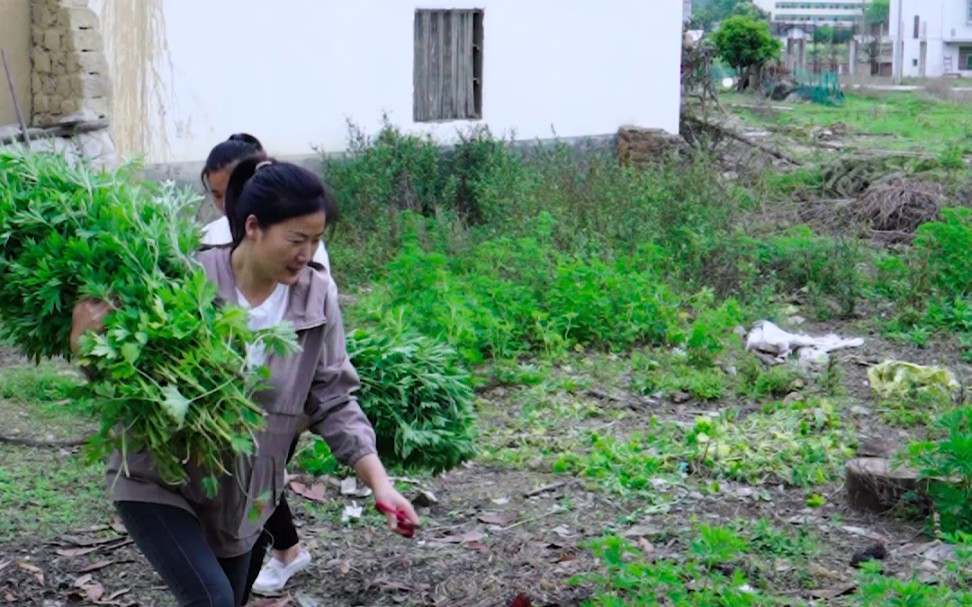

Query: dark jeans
left=241, top=436, right=302, bottom=604
left=115, top=501, right=251, bottom=607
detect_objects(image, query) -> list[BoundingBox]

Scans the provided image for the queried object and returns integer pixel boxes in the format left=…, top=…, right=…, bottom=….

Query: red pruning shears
left=376, top=501, right=415, bottom=538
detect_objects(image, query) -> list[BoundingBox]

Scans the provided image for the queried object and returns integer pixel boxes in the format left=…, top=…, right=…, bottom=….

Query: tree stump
left=845, top=457, right=925, bottom=514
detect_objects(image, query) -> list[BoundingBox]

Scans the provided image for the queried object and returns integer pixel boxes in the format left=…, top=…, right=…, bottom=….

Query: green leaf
left=121, top=342, right=140, bottom=365
left=160, top=384, right=191, bottom=426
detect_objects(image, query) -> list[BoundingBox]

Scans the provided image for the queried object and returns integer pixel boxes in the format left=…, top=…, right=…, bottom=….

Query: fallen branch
left=682, top=115, right=803, bottom=166
left=523, top=481, right=567, bottom=498
left=869, top=229, right=916, bottom=245
left=0, top=433, right=89, bottom=448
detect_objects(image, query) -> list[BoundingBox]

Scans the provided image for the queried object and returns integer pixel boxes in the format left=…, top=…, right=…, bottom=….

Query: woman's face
left=244, top=211, right=326, bottom=285
left=207, top=169, right=231, bottom=212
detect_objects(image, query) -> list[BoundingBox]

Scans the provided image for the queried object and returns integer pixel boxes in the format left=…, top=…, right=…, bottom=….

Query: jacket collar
left=205, top=246, right=328, bottom=331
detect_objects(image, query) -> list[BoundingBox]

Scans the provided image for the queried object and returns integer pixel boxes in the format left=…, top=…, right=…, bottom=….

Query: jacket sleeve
left=303, top=278, right=376, bottom=468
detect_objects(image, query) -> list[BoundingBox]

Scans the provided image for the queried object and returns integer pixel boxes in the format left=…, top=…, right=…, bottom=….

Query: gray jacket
left=106, top=246, right=376, bottom=557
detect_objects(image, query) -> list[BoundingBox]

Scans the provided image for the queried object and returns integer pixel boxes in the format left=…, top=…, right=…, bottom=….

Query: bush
left=349, top=217, right=690, bottom=365
left=322, top=122, right=757, bottom=294
left=905, top=407, right=972, bottom=534
left=877, top=207, right=972, bottom=333
left=753, top=225, right=866, bottom=318
left=300, top=320, right=477, bottom=475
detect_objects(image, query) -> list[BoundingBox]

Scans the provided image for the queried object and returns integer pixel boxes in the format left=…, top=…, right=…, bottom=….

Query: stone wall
left=30, top=0, right=112, bottom=127
left=0, top=0, right=119, bottom=167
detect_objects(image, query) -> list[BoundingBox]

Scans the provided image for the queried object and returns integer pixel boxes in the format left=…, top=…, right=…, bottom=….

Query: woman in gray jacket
left=70, top=156, right=419, bottom=607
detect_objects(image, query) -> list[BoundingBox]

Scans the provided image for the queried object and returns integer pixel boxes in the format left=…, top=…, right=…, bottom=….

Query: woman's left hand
left=373, top=485, right=421, bottom=537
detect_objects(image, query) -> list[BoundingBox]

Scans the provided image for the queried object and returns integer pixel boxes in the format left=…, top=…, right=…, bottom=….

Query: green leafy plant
left=345, top=319, right=478, bottom=473
left=0, top=150, right=298, bottom=493
left=741, top=363, right=806, bottom=400
left=905, top=407, right=972, bottom=534
left=753, top=226, right=866, bottom=318
left=878, top=389, right=952, bottom=428
left=877, top=208, right=972, bottom=336
left=575, top=524, right=783, bottom=606
left=631, top=351, right=730, bottom=401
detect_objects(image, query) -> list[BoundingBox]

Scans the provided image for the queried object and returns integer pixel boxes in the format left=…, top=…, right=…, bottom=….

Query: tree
left=712, top=16, right=782, bottom=90
left=864, top=0, right=889, bottom=28
left=729, top=1, right=770, bottom=22
left=691, top=0, right=768, bottom=31
left=862, top=0, right=890, bottom=75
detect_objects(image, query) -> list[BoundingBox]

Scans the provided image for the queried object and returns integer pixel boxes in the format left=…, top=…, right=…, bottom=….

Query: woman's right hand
left=70, top=298, right=112, bottom=355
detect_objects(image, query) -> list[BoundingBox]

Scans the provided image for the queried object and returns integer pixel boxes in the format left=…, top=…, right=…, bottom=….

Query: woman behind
left=72, top=157, right=418, bottom=607
left=200, top=134, right=330, bottom=274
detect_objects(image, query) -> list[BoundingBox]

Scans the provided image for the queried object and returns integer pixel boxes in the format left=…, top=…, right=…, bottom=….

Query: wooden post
left=1, top=48, right=30, bottom=145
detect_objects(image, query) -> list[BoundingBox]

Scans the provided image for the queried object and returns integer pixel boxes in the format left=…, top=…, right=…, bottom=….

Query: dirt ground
left=0, top=314, right=966, bottom=607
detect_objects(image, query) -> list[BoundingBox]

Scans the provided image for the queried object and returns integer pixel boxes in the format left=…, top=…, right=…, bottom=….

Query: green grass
left=0, top=446, right=105, bottom=542
left=478, top=376, right=610, bottom=471
left=578, top=523, right=972, bottom=606
left=0, top=361, right=104, bottom=542
left=726, top=91, right=972, bottom=155
left=0, top=363, right=92, bottom=428
left=575, top=520, right=824, bottom=606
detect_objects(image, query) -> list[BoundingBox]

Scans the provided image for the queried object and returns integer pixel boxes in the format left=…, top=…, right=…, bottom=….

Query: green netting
left=791, top=68, right=845, bottom=106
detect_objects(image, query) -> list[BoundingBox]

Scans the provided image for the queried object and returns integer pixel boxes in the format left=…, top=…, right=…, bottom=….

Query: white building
left=83, top=0, right=683, bottom=166
left=891, top=0, right=972, bottom=78
left=754, top=0, right=867, bottom=26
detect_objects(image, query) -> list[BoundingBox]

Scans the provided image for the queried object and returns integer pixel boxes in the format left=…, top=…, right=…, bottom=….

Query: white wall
left=892, top=0, right=972, bottom=77
left=93, top=0, right=682, bottom=164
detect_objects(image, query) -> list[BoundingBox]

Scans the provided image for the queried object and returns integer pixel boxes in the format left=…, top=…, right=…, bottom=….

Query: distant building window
left=914, top=15, right=920, bottom=38
left=968, top=0, right=972, bottom=22
left=413, top=9, right=484, bottom=122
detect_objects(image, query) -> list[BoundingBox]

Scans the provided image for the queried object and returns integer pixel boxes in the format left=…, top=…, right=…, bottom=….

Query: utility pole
left=893, top=0, right=904, bottom=83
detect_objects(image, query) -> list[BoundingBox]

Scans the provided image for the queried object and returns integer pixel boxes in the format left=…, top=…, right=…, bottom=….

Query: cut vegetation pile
left=856, top=177, right=945, bottom=233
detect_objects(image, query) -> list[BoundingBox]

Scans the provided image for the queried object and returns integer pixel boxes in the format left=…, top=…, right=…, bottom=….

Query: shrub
left=753, top=225, right=865, bottom=318
left=905, top=407, right=972, bottom=534
left=300, top=320, right=477, bottom=475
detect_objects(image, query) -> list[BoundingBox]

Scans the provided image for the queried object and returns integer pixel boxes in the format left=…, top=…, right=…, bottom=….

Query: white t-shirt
left=201, top=216, right=331, bottom=275
left=236, top=283, right=290, bottom=369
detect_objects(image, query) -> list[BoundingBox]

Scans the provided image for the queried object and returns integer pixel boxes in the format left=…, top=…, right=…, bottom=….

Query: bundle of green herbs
left=0, top=150, right=297, bottom=495
left=297, top=318, right=478, bottom=477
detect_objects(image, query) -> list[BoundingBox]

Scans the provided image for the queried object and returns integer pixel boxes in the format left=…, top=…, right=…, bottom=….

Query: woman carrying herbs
left=71, top=157, right=419, bottom=607
left=199, top=134, right=325, bottom=598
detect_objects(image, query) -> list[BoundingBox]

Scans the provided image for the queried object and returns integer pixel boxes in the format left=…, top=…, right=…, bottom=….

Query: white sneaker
left=252, top=548, right=312, bottom=594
